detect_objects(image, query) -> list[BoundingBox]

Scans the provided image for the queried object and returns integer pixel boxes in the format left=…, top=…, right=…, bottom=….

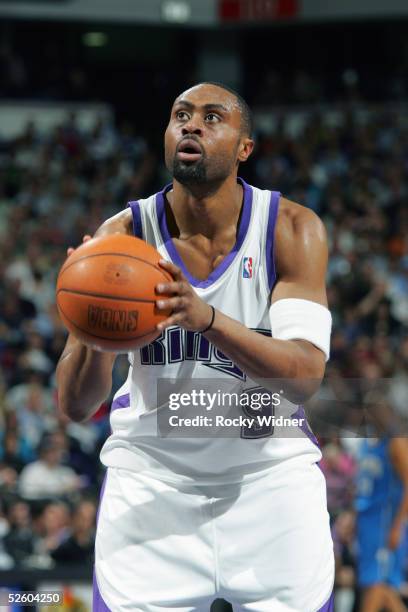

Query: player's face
left=165, top=84, right=253, bottom=188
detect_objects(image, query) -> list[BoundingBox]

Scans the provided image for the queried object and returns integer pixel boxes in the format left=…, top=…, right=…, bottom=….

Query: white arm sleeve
left=269, top=298, right=332, bottom=362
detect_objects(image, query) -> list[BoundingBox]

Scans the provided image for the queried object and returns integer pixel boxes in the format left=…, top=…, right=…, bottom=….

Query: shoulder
left=96, top=190, right=159, bottom=237
left=274, top=197, right=328, bottom=272
left=276, top=197, right=327, bottom=247
left=95, top=207, right=133, bottom=238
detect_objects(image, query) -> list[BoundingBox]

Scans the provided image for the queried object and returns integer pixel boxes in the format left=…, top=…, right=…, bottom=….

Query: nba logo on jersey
left=242, top=257, right=253, bottom=278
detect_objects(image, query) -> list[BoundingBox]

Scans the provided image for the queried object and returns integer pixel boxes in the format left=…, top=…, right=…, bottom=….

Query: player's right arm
left=56, top=209, right=133, bottom=422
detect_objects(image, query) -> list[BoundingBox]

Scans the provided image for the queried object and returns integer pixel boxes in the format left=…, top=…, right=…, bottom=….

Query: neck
left=167, top=175, right=243, bottom=240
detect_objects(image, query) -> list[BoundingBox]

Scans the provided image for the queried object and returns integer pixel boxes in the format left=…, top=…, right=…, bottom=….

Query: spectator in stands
left=18, top=433, right=82, bottom=501
left=4, top=500, right=36, bottom=567
left=0, top=501, right=13, bottom=570
left=50, top=426, right=99, bottom=487
left=320, top=442, right=356, bottom=519
left=5, top=370, right=55, bottom=450
left=0, top=464, right=18, bottom=504
left=52, top=499, right=96, bottom=566
left=31, top=501, right=71, bottom=568
left=17, top=331, right=54, bottom=376
left=0, top=426, right=34, bottom=472
left=333, top=510, right=357, bottom=612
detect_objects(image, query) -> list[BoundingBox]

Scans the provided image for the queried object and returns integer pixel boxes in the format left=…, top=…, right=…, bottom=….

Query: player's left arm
left=156, top=200, right=329, bottom=402
left=388, top=437, right=408, bottom=550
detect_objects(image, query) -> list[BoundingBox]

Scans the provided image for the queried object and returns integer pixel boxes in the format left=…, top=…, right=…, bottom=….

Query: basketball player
left=356, top=399, right=408, bottom=612
left=57, top=83, right=334, bottom=611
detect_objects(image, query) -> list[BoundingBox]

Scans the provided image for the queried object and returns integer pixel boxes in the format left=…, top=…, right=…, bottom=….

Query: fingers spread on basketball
left=156, top=280, right=187, bottom=297
left=158, top=259, right=184, bottom=280
left=156, top=261, right=213, bottom=333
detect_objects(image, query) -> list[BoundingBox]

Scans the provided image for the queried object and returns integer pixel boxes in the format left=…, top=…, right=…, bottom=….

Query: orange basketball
left=56, top=234, right=172, bottom=352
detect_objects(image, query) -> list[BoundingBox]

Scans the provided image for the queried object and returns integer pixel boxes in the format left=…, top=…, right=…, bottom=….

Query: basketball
left=56, top=234, right=172, bottom=352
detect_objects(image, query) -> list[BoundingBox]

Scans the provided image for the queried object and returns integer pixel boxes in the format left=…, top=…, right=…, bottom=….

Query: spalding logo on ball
left=56, top=234, right=172, bottom=352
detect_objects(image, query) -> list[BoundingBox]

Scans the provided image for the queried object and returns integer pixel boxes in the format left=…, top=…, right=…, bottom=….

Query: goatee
left=173, top=159, right=207, bottom=185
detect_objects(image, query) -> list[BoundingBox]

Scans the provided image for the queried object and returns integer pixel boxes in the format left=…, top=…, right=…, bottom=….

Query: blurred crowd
left=0, top=102, right=407, bottom=610
left=0, top=113, right=157, bottom=570
left=253, top=103, right=408, bottom=610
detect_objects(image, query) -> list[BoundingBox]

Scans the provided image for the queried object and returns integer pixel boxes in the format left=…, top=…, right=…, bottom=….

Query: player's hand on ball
left=156, top=260, right=214, bottom=333
left=67, top=234, right=92, bottom=257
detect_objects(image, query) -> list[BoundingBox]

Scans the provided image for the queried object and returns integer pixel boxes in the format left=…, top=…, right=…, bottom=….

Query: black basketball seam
left=57, top=288, right=157, bottom=303
left=59, top=252, right=172, bottom=281
left=57, top=303, right=160, bottom=343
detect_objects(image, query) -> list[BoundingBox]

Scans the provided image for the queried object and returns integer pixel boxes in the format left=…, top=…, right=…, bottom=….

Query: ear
left=237, top=137, right=255, bottom=163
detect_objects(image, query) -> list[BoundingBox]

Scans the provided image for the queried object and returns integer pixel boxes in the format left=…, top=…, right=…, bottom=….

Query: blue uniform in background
left=355, top=436, right=404, bottom=588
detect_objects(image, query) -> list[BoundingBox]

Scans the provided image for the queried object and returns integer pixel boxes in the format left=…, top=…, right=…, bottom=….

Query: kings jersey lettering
left=140, top=327, right=271, bottom=380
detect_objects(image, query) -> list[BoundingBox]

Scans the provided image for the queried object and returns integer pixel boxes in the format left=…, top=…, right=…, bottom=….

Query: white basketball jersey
left=100, top=179, right=322, bottom=484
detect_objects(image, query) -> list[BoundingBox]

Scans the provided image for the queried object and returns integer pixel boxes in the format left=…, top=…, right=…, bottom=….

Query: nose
left=181, top=117, right=203, bottom=137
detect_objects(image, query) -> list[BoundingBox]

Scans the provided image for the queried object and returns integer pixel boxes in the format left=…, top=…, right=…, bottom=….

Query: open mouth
left=176, top=139, right=203, bottom=162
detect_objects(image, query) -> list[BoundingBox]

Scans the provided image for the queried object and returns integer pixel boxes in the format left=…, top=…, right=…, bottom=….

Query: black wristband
left=200, top=305, right=215, bottom=334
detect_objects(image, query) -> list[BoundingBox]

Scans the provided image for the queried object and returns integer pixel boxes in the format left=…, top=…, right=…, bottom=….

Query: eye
left=175, top=110, right=189, bottom=121
left=205, top=113, right=221, bottom=123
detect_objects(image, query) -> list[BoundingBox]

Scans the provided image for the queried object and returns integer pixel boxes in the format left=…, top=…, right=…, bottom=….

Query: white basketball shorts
left=93, top=457, right=334, bottom=611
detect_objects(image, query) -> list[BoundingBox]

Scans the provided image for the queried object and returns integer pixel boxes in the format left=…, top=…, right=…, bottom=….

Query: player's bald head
left=174, top=82, right=253, bottom=138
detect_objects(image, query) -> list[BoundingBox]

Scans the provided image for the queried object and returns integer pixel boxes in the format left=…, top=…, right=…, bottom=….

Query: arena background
left=0, top=1, right=408, bottom=610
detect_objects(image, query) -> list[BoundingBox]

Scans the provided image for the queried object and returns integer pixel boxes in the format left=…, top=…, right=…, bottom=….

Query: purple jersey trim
left=317, top=592, right=334, bottom=611
left=291, top=405, right=320, bottom=448
left=92, top=574, right=111, bottom=612
left=111, top=393, right=130, bottom=411
left=265, top=191, right=280, bottom=292
left=93, top=474, right=111, bottom=611
left=96, top=474, right=107, bottom=523
left=128, top=200, right=143, bottom=239
left=155, top=177, right=253, bottom=289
